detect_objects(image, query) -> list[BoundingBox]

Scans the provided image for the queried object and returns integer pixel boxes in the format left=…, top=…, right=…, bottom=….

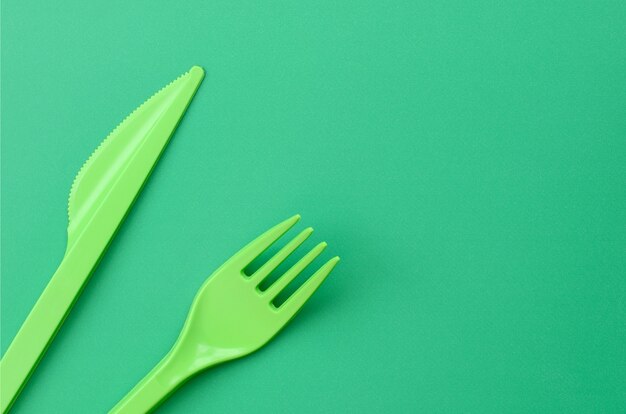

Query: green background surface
left=2, top=1, right=625, bottom=412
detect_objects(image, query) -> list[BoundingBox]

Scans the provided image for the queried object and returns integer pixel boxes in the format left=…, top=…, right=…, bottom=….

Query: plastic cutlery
left=110, top=215, right=339, bottom=413
left=0, top=66, right=204, bottom=413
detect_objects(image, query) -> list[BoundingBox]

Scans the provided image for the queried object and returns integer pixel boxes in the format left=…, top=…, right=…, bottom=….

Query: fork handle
left=109, top=344, right=202, bottom=414
left=109, top=353, right=183, bottom=414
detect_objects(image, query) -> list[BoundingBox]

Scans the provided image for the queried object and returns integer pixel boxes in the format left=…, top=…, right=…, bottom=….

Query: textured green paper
left=2, top=0, right=625, bottom=412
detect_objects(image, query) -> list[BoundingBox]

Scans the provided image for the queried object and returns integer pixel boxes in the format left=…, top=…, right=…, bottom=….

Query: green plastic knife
left=0, top=66, right=204, bottom=413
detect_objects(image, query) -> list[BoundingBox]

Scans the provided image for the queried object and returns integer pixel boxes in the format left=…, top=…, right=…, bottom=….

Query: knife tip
left=189, top=65, right=205, bottom=81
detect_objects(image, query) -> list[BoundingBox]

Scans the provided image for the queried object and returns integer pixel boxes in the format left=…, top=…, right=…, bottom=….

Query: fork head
left=174, top=215, right=339, bottom=368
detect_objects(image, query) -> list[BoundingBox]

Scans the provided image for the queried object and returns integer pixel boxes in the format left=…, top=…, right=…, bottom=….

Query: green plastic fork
left=109, top=215, right=339, bottom=413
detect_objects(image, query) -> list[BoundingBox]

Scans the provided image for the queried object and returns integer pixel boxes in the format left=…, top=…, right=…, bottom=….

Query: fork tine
left=250, top=227, right=314, bottom=284
left=230, top=215, right=301, bottom=269
left=276, top=256, right=339, bottom=319
left=264, top=242, right=327, bottom=300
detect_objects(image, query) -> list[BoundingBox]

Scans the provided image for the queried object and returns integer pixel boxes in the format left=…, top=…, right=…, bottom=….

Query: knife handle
left=0, top=243, right=97, bottom=413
